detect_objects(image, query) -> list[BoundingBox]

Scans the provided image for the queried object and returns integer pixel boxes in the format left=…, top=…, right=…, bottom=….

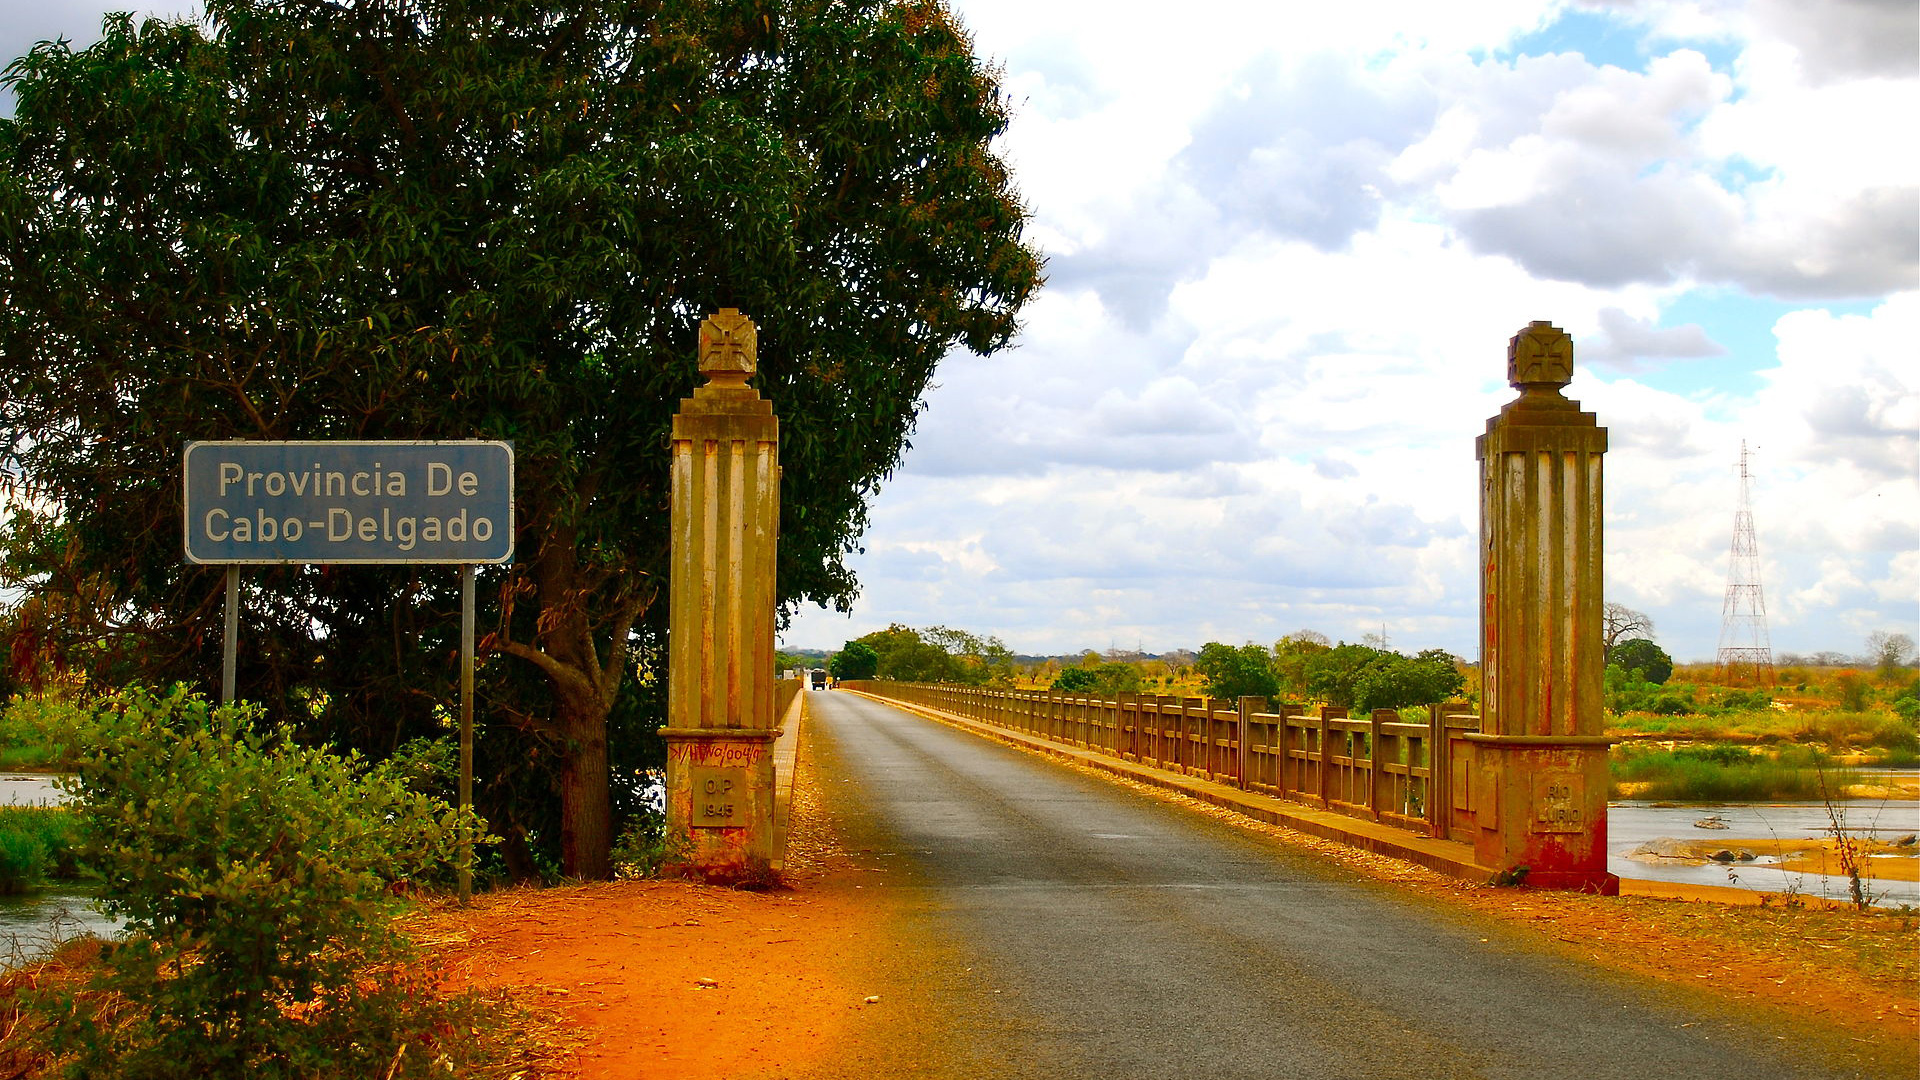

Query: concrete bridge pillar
left=662, top=309, right=782, bottom=882
left=1472, top=321, right=1618, bottom=893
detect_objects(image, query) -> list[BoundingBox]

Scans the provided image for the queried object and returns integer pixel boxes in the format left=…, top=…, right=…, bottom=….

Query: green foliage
left=0, top=0, right=1041, bottom=878
left=0, top=828, right=46, bottom=895
left=1295, top=642, right=1463, bottom=712
left=1194, top=642, right=1280, bottom=703
left=610, top=784, right=679, bottom=879
left=1051, top=666, right=1098, bottom=693
left=1351, top=649, right=1464, bottom=713
left=828, top=641, right=880, bottom=681
left=1303, top=642, right=1386, bottom=708
left=1050, top=662, right=1139, bottom=696
left=1890, top=679, right=1920, bottom=722
left=1607, top=672, right=1699, bottom=716
left=0, top=805, right=80, bottom=893
left=1610, top=743, right=1827, bottom=801
left=1833, top=671, right=1872, bottom=711
left=1606, top=638, right=1673, bottom=685
left=1271, top=631, right=1332, bottom=697
left=39, top=685, right=487, bottom=1076
left=0, top=691, right=90, bottom=769
left=1791, top=711, right=1919, bottom=753
left=850, top=624, right=1014, bottom=686
left=1090, top=662, right=1142, bottom=695
left=1710, top=687, right=1772, bottom=713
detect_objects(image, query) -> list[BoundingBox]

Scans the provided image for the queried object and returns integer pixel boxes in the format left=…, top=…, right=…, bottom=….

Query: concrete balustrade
left=839, top=682, right=1486, bottom=843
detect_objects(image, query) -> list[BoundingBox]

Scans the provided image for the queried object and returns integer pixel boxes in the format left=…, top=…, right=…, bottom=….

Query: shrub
left=1791, top=710, right=1913, bottom=751
left=36, top=685, right=487, bottom=1078
left=0, top=829, right=47, bottom=895
left=0, top=806, right=81, bottom=893
left=1606, top=638, right=1673, bottom=685
left=1833, top=671, right=1871, bottom=711
left=1708, top=687, right=1772, bottom=713
left=0, top=693, right=92, bottom=769
left=1195, top=642, right=1281, bottom=703
left=1052, top=666, right=1098, bottom=692
left=1610, top=743, right=1825, bottom=801
left=1889, top=678, right=1920, bottom=721
left=1351, top=650, right=1464, bottom=713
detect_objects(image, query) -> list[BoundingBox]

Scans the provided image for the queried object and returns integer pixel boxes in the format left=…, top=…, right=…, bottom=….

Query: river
left=0, top=774, right=119, bottom=968
left=1609, top=795, right=1920, bottom=907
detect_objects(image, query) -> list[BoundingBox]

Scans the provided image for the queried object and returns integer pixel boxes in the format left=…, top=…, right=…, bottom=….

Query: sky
left=5, top=0, right=1916, bottom=663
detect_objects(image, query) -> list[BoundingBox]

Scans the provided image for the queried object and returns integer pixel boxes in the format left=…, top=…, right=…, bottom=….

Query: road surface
left=800, top=689, right=1893, bottom=1080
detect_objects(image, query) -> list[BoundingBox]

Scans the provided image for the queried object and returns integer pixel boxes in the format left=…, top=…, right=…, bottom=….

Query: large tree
left=1193, top=641, right=1279, bottom=703
left=1602, top=602, right=1655, bottom=651
left=0, top=0, right=1040, bottom=877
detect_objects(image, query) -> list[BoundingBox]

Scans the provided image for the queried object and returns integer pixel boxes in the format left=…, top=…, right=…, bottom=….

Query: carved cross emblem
left=1507, top=320, right=1573, bottom=391
left=699, top=308, right=758, bottom=384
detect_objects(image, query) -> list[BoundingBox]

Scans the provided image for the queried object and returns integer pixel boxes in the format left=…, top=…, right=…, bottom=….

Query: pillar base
left=1469, top=739, right=1614, bottom=893
left=661, top=727, right=781, bottom=884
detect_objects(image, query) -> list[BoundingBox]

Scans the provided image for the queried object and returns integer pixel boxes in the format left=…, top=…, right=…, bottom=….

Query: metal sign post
left=222, top=566, right=240, bottom=705
left=184, top=440, right=512, bottom=905
left=459, top=563, right=475, bottom=903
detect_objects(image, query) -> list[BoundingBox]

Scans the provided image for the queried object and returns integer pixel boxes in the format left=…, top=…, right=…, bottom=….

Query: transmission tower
left=1714, top=441, right=1775, bottom=685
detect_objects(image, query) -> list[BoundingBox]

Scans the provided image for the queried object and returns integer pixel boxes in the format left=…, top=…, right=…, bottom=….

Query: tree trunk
left=557, top=710, right=613, bottom=880
left=494, top=495, right=642, bottom=882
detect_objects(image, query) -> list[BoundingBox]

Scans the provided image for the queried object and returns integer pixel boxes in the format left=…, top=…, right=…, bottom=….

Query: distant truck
left=809, top=668, right=828, bottom=690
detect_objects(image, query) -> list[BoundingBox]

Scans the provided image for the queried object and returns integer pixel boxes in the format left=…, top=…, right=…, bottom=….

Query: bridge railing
left=838, top=682, right=1483, bottom=841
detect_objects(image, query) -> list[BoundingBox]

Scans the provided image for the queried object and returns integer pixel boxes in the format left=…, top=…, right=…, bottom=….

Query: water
left=0, top=773, right=118, bottom=967
left=1609, top=798, right=1920, bottom=907
left=0, top=890, right=118, bottom=968
left=0, top=774, right=65, bottom=806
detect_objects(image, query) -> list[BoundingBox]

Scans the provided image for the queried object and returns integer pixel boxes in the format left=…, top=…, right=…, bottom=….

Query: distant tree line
left=1188, top=635, right=1467, bottom=713
left=827, top=624, right=1015, bottom=686
left=818, top=614, right=1915, bottom=719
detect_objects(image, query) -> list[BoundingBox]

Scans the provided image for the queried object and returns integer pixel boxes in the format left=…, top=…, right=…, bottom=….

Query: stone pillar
left=662, top=309, right=782, bottom=882
left=1471, top=321, right=1618, bottom=893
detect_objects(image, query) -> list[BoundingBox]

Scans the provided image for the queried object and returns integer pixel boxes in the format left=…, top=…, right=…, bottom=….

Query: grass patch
left=0, top=746, right=64, bottom=770
left=0, top=806, right=80, bottom=894
left=1610, top=743, right=1830, bottom=801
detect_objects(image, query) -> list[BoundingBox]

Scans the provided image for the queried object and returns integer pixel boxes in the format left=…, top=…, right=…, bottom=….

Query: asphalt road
left=803, top=690, right=1896, bottom=1080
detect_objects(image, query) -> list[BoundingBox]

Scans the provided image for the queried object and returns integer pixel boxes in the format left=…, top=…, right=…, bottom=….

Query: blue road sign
left=183, top=441, right=514, bottom=564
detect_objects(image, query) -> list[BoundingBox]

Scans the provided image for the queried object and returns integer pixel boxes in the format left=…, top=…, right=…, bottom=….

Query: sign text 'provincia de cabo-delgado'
left=184, top=441, right=514, bottom=564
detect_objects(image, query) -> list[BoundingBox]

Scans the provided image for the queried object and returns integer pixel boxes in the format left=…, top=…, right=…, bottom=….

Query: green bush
left=1793, top=710, right=1916, bottom=751
left=1889, top=678, right=1920, bottom=721
left=1833, top=671, right=1871, bottom=711
left=1606, top=638, right=1673, bottom=685
left=0, top=829, right=47, bottom=895
left=0, top=805, right=82, bottom=892
left=0, top=692, right=92, bottom=769
left=1194, top=642, right=1281, bottom=703
left=35, top=685, right=489, bottom=1078
left=1352, top=651, right=1464, bottom=713
left=1052, top=666, right=1098, bottom=692
left=1610, top=743, right=1825, bottom=801
left=1706, top=687, right=1772, bottom=713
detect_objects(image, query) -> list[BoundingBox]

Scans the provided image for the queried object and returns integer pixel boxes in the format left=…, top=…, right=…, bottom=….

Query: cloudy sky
left=7, top=0, right=1916, bottom=663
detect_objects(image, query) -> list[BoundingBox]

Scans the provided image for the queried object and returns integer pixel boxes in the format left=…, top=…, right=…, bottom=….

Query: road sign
left=183, top=440, right=513, bottom=564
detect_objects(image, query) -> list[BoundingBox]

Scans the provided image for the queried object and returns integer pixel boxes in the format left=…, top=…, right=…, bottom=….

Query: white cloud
left=7, top=0, right=1911, bottom=663
left=1579, top=306, right=1728, bottom=371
